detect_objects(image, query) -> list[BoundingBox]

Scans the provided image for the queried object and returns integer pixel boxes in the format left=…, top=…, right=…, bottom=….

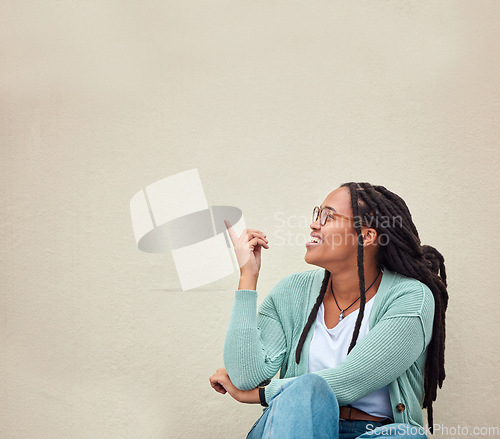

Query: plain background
left=1, top=1, right=499, bottom=438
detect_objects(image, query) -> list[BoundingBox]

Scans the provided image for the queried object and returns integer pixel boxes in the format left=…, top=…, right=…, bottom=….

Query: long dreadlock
left=295, top=182, right=448, bottom=434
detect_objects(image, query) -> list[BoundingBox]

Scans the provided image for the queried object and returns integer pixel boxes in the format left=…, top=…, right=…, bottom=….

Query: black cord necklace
left=331, top=270, right=382, bottom=323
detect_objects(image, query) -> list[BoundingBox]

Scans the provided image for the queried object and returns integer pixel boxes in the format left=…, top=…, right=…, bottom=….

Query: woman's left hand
left=209, top=368, right=260, bottom=404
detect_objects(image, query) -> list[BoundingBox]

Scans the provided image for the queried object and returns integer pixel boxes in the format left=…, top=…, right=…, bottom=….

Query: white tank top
left=307, top=296, right=393, bottom=419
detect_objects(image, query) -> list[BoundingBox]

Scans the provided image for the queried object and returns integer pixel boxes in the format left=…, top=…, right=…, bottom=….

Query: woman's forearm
left=223, top=290, right=286, bottom=389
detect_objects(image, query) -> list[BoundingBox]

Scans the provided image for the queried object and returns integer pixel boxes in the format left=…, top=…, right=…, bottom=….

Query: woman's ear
left=361, top=228, right=378, bottom=247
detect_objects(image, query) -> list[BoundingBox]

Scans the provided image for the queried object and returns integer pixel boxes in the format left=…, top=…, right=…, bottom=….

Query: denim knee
left=291, top=374, right=336, bottom=399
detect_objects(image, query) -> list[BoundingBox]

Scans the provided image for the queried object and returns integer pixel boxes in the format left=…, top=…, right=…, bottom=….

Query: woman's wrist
left=238, top=274, right=258, bottom=291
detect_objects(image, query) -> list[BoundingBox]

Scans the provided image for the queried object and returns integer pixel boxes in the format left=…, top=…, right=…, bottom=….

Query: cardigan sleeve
left=223, top=288, right=288, bottom=390
left=265, top=281, right=435, bottom=405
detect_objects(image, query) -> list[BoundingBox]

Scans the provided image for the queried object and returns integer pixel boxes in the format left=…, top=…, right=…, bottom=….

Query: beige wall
left=1, top=1, right=499, bottom=438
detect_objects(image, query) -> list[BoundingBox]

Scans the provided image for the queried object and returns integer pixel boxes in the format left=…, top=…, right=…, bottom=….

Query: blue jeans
left=246, top=374, right=428, bottom=439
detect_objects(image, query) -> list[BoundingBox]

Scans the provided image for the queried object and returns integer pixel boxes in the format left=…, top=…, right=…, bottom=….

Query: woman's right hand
left=224, top=219, right=269, bottom=279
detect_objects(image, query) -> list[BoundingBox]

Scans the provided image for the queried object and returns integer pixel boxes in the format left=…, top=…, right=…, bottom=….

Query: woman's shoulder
left=379, top=269, right=435, bottom=317
left=387, top=270, right=434, bottom=296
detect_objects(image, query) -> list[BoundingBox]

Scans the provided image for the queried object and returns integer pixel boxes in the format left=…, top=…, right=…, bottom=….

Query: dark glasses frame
left=312, top=206, right=358, bottom=226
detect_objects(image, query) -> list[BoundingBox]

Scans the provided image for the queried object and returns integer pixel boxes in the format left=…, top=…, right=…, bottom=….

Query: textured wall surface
left=1, top=1, right=499, bottom=438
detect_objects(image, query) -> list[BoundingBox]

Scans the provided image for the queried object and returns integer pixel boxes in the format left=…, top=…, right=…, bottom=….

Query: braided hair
left=295, top=182, right=448, bottom=433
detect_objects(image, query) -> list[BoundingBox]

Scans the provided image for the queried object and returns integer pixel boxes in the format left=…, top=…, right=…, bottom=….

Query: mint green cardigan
left=223, top=267, right=435, bottom=428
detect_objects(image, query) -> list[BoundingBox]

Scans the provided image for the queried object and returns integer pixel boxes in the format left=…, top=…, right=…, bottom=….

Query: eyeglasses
left=312, top=206, right=356, bottom=226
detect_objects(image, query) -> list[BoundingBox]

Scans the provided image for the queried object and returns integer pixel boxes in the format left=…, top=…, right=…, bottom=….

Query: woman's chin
left=304, top=252, right=318, bottom=264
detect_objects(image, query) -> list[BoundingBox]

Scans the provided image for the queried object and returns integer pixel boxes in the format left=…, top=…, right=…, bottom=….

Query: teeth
left=310, top=237, right=321, bottom=243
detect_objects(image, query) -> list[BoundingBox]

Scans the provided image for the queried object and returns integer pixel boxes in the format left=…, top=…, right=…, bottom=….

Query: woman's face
left=304, top=186, right=361, bottom=269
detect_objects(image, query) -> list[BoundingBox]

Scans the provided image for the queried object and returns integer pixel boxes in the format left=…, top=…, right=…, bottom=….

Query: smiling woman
left=209, top=182, right=448, bottom=439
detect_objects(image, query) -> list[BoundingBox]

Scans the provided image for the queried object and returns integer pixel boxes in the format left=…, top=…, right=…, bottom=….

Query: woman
left=209, top=182, right=448, bottom=439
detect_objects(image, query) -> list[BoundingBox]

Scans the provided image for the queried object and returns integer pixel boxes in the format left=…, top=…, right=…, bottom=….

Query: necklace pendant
left=338, top=311, right=344, bottom=323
